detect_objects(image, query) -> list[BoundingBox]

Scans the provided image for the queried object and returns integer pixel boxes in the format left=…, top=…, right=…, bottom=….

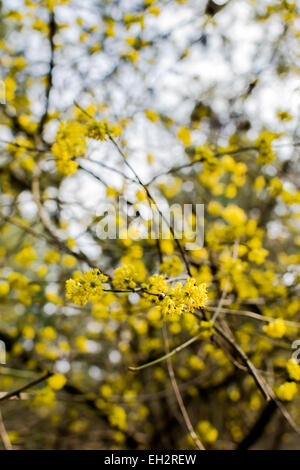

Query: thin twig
left=207, top=306, right=300, bottom=328
left=129, top=332, right=202, bottom=371
left=212, top=240, right=239, bottom=323
left=162, top=322, right=205, bottom=450
left=0, top=371, right=53, bottom=403
left=0, top=409, right=13, bottom=450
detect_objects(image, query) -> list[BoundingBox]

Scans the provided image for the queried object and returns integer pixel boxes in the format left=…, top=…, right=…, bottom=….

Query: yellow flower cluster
left=160, top=255, right=184, bottom=277
left=277, top=111, right=292, bottom=121
left=248, top=247, right=269, bottom=264
left=86, top=120, right=121, bottom=141
left=256, top=131, right=276, bottom=165
left=112, top=264, right=138, bottom=289
left=15, top=246, right=37, bottom=267
left=8, top=272, right=40, bottom=306
left=44, top=250, right=60, bottom=264
left=142, top=274, right=168, bottom=297
left=32, top=386, right=56, bottom=409
left=6, top=137, right=35, bottom=172
left=108, top=406, right=127, bottom=431
left=222, top=204, right=247, bottom=226
left=177, top=126, right=191, bottom=146
left=52, top=118, right=121, bottom=176
left=145, top=109, right=159, bottom=122
left=52, top=121, right=87, bottom=176
left=0, top=281, right=10, bottom=296
left=47, top=373, right=67, bottom=390
left=194, top=144, right=215, bottom=162
left=123, top=13, right=144, bottom=30
left=197, top=420, right=218, bottom=444
left=286, top=359, right=300, bottom=381
left=160, top=278, right=207, bottom=316
left=275, top=381, right=298, bottom=401
left=268, top=177, right=283, bottom=197
left=263, top=318, right=286, bottom=338
left=66, top=269, right=108, bottom=306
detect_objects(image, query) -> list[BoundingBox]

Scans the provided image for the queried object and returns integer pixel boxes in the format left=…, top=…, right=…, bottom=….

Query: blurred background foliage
left=0, top=0, right=300, bottom=450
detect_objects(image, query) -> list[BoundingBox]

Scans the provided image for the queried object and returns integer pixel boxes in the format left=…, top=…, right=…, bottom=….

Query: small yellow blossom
left=263, top=318, right=286, bottom=339
left=15, top=246, right=37, bottom=267
left=0, top=281, right=9, bottom=296
left=112, top=264, right=137, bottom=290
left=160, top=256, right=184, bottom=277
left=109, top=406, right=127, bottom=431
left=177, top=126, right=191, bottom=146
left=256, top=131, right=277, bottom=165
left=44, top=250, right=60, bottom=264
left=275, top=381, right=298, bottom=401
left=222, top=204, right=247, bottom=226
left=286, top=359, right=300, bottom=381
left=48, top=374, right=67, bottom=390
left=197, top=420, right=218, bottom=444
left=145, top=109, right=159, bottom=122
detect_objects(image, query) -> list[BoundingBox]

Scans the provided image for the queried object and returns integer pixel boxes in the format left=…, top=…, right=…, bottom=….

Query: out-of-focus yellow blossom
left=177, top=126, right=191, bottom=146
left=40, top=326, right=57, bottom=341
left=48, top=374, right=67, bottom=390
left=7, top=431, right=19, bottom=444
left=275, top=381, right=298, bottom=401
left=254, top=175, right=266, bottom=191
left=0, top=281, right=9, bottom=295
left=286, top=359, right=300, bottom=381
left=123, top=13, right=144, bottom=30
left=122, top=49, right=139, bottom=63
left=52, top=121, right=87, bottom=176
left=104, top=17, right=115, bottom=37
left=66, top=238, right=76, bottom=249
left=62, top=254, right=77, bottom=267
left=188, top=355, right=205, bottom=371
left=197, top=420, right=218, bottom=444
left=255, top=131, right=277, bottom=165
left=195, top=144, right=215, bottom=162
left=160, top=255, right=184, bottom=277
left=76, top=335, right=88, bottom=353
left=15, top=246, right=37, bottom=267
left=263, top=318, right=286, bottom=338
left=268, top=178, right=283, bottom=197
left=100, top=384, right=113, bottom=398
left=36, top=265, right=48, bottom=277
left=148, top=5, right=161, bottom=16
left=248, top=247, right=269, bottom=264
left=22, top=325, right=35, bottom=340
left=109, top=406, right=127, bottom=431
left=4, top=76, right=16, bottom=100
left=32, top=386, right=56, bottom=409
left=222, top=204, right=247, bottom=226
left=277, top=111, right=292, bottom=121
left=45, top=292, right=63, bottom=305
left=46, top=0, right=70, bottom=12
left=208, top=200, right=223, bottom=216
left=87, top=119, right=121, bottom=140
left=44, top=250, right=60, bottom=264
left=145, top=109, right=159, bottom=122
